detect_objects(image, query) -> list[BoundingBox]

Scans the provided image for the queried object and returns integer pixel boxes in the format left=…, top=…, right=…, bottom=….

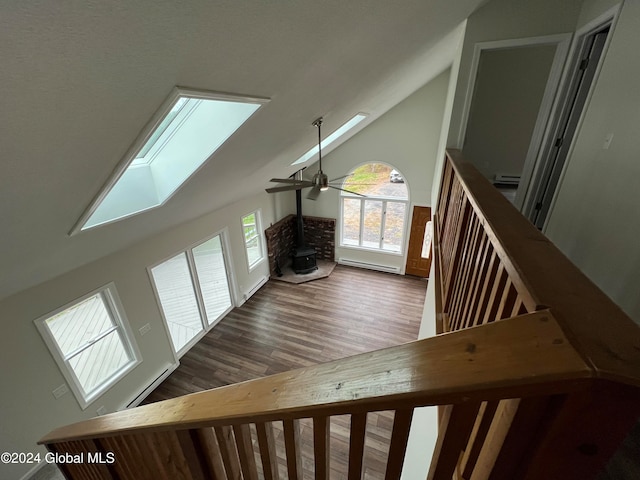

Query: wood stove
left=292, top=246, right=317, bottom=274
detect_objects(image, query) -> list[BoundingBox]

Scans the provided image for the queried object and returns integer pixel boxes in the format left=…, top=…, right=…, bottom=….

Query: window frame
left=241, top=209, right=265, bottom=272
left=70, top=87, right=269, bottom=235
left=34, top=283, right=141, bottom=410
left=340, top=194, right=409, bottom=254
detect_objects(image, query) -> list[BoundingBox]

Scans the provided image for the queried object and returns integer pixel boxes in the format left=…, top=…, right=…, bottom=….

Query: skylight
left=291, top=113, right=368, bottom=165
left=72, top=88, right=268, bottom=234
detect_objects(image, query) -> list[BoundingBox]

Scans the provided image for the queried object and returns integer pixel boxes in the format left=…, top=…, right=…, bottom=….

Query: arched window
left=340, top=163, right=409, bottom=253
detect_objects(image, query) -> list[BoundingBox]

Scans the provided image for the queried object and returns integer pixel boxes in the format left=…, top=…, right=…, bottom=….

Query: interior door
left=528, top=27, right=609, bottom=229
left=405, top=206, right=432, bottom=277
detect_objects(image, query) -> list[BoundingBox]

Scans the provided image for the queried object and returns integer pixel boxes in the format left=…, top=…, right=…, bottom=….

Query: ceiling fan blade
left=270, top=178, right=305, bottom=184
left=328, top=173, right=353, bottom=182
left=307, top=187, right=321, bottom=200
left=329, top=185, right=366, bottom=197
left=327, top=182, right=376, bottom=186
left=266, top=183, right=312, bottom=193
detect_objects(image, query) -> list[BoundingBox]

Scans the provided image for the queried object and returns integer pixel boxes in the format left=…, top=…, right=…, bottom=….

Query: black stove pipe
left=295, top=189, right=304, bottom=247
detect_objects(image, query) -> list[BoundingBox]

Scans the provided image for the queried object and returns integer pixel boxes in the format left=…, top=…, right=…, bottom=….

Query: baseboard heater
left=243, top=275, right=268, bottom=301
left=338, top=258, right=400, bottom=274
left=122, top=362, right=178, bottom=410
left=493, top=174, right=520, bottom=187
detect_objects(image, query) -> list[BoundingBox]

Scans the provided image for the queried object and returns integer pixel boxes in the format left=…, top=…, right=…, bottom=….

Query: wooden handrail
left=39, top=150, right=640, bottom=480
left=429, top=150, right=640, bottom=479
left=442, top=149, right=640, bottom=387
left=40, top=310, right=588, bottom=444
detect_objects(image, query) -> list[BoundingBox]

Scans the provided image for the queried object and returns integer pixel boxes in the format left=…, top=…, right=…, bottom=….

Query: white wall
left=0, top=192, right=274, bottom=480
left=546, top=0, right=640, bottom=324
left=462, top=44, right=557, bottom=180
left=295, top=69, right=450, bottom=272
left=447, top=0, right=584, bottom=148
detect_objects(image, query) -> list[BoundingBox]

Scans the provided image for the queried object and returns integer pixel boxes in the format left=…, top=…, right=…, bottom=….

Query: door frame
left=519, top=4, right=622, bottom=230
left=455, top=33, right=572, bottom=208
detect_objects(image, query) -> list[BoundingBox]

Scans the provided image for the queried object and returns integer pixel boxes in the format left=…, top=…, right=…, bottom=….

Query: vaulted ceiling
left=0, top=0, right=485, bottom=299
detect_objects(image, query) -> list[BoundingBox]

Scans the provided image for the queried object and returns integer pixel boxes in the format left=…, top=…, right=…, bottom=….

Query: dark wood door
left=405, top=206, right=432, bottom=277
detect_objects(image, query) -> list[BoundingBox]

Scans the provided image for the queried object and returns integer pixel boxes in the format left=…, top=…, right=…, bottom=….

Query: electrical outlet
left=96, top=406, right=107, bottom=416
left=52, top=384, right=68, bottom=399
left=139, top=323, right=151, bottom=336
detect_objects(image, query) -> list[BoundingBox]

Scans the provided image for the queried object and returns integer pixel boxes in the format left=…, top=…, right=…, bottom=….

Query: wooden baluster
left=384, top=408, right=414, bottom=480
left=256, top=422, right=279, bottom=480
left=165, top=430, right=197, bottom=479
left=176, top=430, right=207, bottom=480
left=452, top=215, right=483, bottom=329
left=450, top=214, right=478, bottom=329
left=348, top=413, right=367, bottom=480
left=470, top=248, right=498, bottom=328
left=428, top=403, right=481, bottom=480
left=214, top=425, right=241, bottom=479
left=283, top=419, right=303, bottom=480
left=444, top=199, right=472, bottom=313
left=461, top=401, right=499, bottom=479
left=98, top=436, right=138, bottom=478
left=461, top=232, right=490, bottom=329
left=313, top=416, right=331, bottom=480
left=50, top=440, right=113, bottom=480
left=196, top=427, right=227, bottom=479
left=469, top=399, right=520, bottom=480
left=233, top=424, right=258, bottom=480
left=481, top=265, right=507, bottom=325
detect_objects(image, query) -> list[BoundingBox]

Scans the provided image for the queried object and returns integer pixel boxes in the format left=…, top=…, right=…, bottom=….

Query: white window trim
left=339, top=194, right=409, bottom=254
left=241, top=209, right=265, bottom=272
left=70, top=87, right=270, bottom=235
left=34, top=283, right=141, bottom=410
left=147, top=228, right=236, bottom=358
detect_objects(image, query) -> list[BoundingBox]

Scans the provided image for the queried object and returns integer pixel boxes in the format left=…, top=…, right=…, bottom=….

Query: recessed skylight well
left=71, top=88, right=268, bottom=234
left=291, top=113, right=368, bottom=165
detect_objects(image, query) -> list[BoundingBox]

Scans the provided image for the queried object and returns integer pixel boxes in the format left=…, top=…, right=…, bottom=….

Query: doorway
left=457, top=34, right=571, bottom=206
left=405, top=206, right=432, bottom=277
left=521, top=14, right=615, bottom=229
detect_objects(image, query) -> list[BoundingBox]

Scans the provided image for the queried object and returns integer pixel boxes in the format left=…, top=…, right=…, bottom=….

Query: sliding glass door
left=150, top=233, right=233, bottom=355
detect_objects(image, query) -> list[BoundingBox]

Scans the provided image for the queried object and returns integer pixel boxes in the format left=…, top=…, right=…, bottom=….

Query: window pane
left=246, top=236, right=261, bottom=266
left=421, top=220, right=433, bottom=259
left=244, top=225, right=257, bottom=241
left=45, top=294, right=115, bottom=357
left=68, top=330, right=130, bottom=395
left=342, top=163, right=408, bottom=199
left=342, top=198, right=361, bottom=246
left=192, top=236, right=232, bottom=324
left=363, top=200, right=383, bottom=248
left=242, top=213, right=257, bottom=242
left=242, top=211, right=263, bottom=268
left=151, top=253, right=202, bottom=352
left=382, top=202, right=406, bottom=252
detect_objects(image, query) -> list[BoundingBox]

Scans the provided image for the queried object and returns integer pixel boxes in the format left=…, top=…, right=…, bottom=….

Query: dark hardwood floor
left=144, top=265, right=428, bottom=479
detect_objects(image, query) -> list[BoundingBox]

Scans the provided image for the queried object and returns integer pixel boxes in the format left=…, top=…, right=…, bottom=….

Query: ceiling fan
left=266, top=117, right=366, bottom=200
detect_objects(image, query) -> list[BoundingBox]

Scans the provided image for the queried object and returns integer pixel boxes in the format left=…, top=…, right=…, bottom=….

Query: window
left=72, top=88, right=268, bottom=234
left=35, top=285, right=140, bottom=409
left=340, top=163, right=409, bottom=253
left=242, top=210, right=264, bottom=270
left=292, top=113, right=368, bottom=165
left=150, top=233, right=233, bottom=355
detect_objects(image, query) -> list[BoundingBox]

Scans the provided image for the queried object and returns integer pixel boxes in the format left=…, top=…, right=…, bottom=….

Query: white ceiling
left=0, top=0, right=484, bottom=300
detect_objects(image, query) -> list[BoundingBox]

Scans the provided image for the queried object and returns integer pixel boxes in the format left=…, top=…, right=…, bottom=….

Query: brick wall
left=265, top=214, right=336, bottom=277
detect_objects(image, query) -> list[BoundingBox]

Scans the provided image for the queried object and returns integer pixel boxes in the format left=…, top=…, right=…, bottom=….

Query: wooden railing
left=40, top=150, right=640, bottom=479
